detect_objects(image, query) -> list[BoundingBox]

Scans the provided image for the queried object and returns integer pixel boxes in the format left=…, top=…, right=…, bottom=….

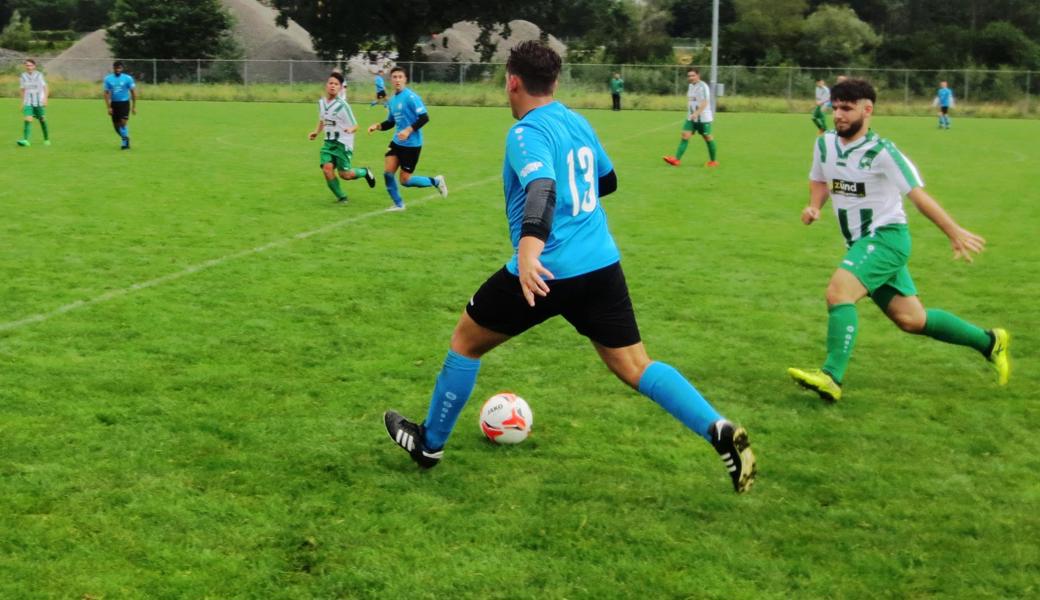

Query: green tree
left=725, top=0, right=807, bottom=65
left=0, top=9, right=31, bottom=51
left=798, top=5, right=879, bottom=67
left=106, top=0, right=239, bottom=81
left=975, top=21, right=1039, bottom=69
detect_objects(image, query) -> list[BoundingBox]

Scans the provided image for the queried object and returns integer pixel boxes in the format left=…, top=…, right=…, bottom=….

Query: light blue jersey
left=374, top=75, right=385, bottom=93
left=104, top=73, right=135, bottom=102
left=937, top=87, right=954, bottom=107
left=502, top=101, right=619, bottom=280
left=386, top=87, right=427, bottom=148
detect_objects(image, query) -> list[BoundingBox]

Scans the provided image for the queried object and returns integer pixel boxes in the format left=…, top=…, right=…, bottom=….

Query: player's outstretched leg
left=40, top=117, right=49, bottom=145
left=384, top=172, right=405, bottom=210
left=788, top=302, right=855, bottom=401
left=434, top=175, right=448, bottom=198
left=17, top=120, right=31, bottom=146
left=637, top=361, right=756, bottom=493
left=362, top=167, right=376, bottom=188
left=708, top=420, right=757, bottom=494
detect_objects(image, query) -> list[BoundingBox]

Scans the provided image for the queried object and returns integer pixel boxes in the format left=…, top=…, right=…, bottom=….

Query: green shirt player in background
left=812, top=78, right=830, bottom=134
left=610, top=72, right=624, bottom=111
left=17, top=59, right=49, bottom=147
left=787, top=79, right=1010, bottom=402
left=663, top=68, right=717, bottom=167
left=308, top=72, right=376, bottom=203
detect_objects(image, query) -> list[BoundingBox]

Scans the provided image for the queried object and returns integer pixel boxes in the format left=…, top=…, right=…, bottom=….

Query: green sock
left=676, top=138, right=688, bottom=159
left=351, top=167, right=368, bottom=179
left=822, top=303, right=858, bottom=384
left=922, top=309, right=992, bottom=354
left=706, top=139, right=717, bottom=161
left=40, top=120, right=49, bottom=141
left=23, top=121, right=31, bottom=140
left=326, top=178, right=346, bottom=200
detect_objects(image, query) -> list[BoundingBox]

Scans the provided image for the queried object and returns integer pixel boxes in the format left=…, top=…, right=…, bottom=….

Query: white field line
left=0, top=118, right=680, bottom=333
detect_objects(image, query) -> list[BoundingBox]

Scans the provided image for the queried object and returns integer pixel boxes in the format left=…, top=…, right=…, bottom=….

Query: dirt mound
left=422, top=20, right=566, bottom=63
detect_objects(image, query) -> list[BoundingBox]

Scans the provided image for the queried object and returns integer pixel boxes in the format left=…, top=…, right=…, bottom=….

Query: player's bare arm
left=130, top=88, right=137, bottom=114
left=517, top=236, right=554, bottom=307
left=802, top=180, right=830, bottom=224
left=906, top=187, right=986, bottom=261
left=308, top=118, right=323, bottom=140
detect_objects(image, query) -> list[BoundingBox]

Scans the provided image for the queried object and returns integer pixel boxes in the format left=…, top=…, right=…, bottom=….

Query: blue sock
left=402, top=175, right=434, bottom=188
left=423, top=350, right=481, bottom=449
left=637, top=361, right=722, bottom=441
left=118, top=125, right=128, bottom=138
left=383, top=172, right=404, bottom=206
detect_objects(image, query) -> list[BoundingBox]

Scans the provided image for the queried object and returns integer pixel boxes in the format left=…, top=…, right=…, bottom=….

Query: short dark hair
left=830, top=78, right=876, bottom=104
left=389, top=66, right=407, bottom=78
left=24, top=58, right=36, bottom=65
left=113, top=60, right=124, bottom=69
left=329, top=71, right=344, bottom=84
left=506, top=41, right=561, bottom=96
left=688, top=68, right=699, bottom=75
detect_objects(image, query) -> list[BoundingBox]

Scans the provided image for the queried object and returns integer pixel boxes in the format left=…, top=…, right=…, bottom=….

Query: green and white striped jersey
left=810, top=130, right=924, bottom=245
left=20, top=71, right=47, bottom=107
left=687, top=81, right=713, bottom=122
left=815, top=85, right=830, bottom=105
left=318, top=96, right=357, bottom=150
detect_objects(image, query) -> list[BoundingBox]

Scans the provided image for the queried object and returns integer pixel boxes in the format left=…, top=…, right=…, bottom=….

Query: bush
left=0, top=10, right=33, bottom=52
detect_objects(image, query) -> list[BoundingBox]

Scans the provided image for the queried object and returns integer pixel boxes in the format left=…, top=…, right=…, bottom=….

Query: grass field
left=0, top=98, right=1037, bottom=599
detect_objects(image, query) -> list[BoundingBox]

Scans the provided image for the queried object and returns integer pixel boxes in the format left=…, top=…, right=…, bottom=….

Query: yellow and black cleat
left=987, top=328, right=1011, bottom=386
left=787, top=367, right=842, bottom=402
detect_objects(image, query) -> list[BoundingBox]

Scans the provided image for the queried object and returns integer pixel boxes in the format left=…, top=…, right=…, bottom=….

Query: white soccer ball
left=479, top=392, right=533, bottom=444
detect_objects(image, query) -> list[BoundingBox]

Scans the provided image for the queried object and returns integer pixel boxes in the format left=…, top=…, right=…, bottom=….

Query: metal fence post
left=786, top=67, right=792, bottom=100
left=244, top=61, right=249, bottom=86
left=732, top=68, right=737, bottom=96
left=289, top=60, right=294, bottom=88
left=964, top=69, right=969, bottom=102
left=904, top=70, right=909, bottom=106
left=1026, top=71, right=1031, bottom=114
left=152, top=58, right=157, bottom=84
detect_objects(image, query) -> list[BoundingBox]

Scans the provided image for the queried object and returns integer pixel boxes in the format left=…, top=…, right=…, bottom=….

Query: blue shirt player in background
left=103, top=60, right=137, bottom=149
left=384, top=41, right=757, bottom=494
left=934, top=80, right=954, bottom=129
left=366, top=67, right=447, bottom=211
left=369, top=69, right=387, bottom=107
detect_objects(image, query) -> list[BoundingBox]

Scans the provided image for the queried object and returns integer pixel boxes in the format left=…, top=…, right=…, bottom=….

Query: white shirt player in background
left=17, top=58, right=50, bottom=147
left=663, top=68, right=718, bottom=167
left=308, top=72, right=376, bottom=203
left=787, top=78, right=1010, bottom=403
left=812, top=79, right=830, bottom=134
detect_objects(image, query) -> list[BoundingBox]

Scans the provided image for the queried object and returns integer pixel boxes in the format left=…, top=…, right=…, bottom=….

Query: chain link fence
left=2, top=57, right=1036, bottom=109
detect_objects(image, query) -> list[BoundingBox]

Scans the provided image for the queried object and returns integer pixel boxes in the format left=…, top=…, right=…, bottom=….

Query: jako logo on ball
left=479, top=392, right=533, bottom=444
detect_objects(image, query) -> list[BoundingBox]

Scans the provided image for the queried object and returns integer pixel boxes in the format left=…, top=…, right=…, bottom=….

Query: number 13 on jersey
left=567, top=146, right=598, bottom=216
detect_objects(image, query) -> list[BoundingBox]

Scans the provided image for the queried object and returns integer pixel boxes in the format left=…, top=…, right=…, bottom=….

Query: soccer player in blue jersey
left=369, top=69, right=387, bottom=107
left=366, top=67, right=447, bottom=211
left=384, top=42, right=757, bottom=494
left=103, top=61, right=137, bottom=150
left=934, top=81, right=954, bottom=129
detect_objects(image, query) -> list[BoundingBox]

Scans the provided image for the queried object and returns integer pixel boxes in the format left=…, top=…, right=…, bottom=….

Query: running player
left=787, top=79, right=1010, bottom=402
left=663, top=68, right=718, bottom=167
left=383, top=42, right=756, bottom=494
left=103, top=61, right=137, bottom=150
left=366, top=67, right=447, bottom=211
left=16, top=59, right=49, bottom=147
left=812, top=78, right=830, bottom=134
left=308, top=72, right=376, bottom=203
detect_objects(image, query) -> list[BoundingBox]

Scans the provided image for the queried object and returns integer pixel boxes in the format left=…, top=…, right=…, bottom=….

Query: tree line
left=2, top=0, right=1038, bottom=70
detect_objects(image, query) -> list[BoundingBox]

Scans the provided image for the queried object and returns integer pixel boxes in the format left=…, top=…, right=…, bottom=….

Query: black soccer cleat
left=363, top=167, right=376, bottom=189
left=384, top=410, right=443, bottom=469
left=709, top=419, right=757, bottom=494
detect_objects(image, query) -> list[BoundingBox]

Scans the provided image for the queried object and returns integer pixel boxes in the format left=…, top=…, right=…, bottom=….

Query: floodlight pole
left=710, top=0, right=720, bottom=113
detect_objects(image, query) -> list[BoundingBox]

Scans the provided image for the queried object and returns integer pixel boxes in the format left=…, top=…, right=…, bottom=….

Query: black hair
left=506, top=41, right=561, bottom=97
left=113, top=60, right=124, bottom=69
left=830, top=79, right=877, bottom=104
left=24, top=58, right=36, bottom=65
left=389, top=66, right=407, bottom=78
left=329, top=71, right=344, bottom=84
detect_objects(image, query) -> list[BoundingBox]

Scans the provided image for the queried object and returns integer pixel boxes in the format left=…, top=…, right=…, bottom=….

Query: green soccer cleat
left=787, top=367, right=842, bottom=402
left=16, top=139, right=30, bottom=147
left=43, top=140, right=51, bottom=146
left=987, top=328, right=1011, bottom=386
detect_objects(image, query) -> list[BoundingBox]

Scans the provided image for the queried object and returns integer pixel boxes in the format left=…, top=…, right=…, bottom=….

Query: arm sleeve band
left=520, top=179, right=557, bottom=242
left=411, top=113, right=429, bottom=131
left=379, top=118, right=395, bottom=131
left=598, top=170, right=618, bottom=198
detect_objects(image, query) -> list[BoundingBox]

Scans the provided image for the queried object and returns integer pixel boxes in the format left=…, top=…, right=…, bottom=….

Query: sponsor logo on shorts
left=831, top=179, right=866, bottom=197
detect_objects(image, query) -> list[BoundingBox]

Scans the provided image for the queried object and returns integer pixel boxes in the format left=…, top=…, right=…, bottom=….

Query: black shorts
left=386, top=141, right=422, bottom=173
left=111, top=100, right=130, bottom=122
left=466, top=262, right=641, bottom=348
left=377, top=90, right=387, bottom=99
left=940, top=106, right=949, bottom=115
